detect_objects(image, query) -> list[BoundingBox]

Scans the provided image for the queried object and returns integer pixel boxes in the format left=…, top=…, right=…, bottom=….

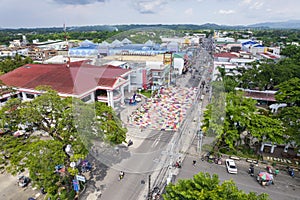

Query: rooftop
left=214, top=52, right=239, bottom=58
left=102, top=54, right=164, bottom=62
left=0, top=61, right=130, bottom=96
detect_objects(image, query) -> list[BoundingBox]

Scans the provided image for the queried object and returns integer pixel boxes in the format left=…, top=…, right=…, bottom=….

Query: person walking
left=192, top=160, right=196, bottom=167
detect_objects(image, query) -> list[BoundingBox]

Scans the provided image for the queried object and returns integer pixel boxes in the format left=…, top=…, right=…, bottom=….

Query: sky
left=1, top=0, right=300, bottom=28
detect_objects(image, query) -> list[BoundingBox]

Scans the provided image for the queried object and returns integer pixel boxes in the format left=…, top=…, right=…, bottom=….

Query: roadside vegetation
left=0, top=87, right=126, bottom=199
left=163, top=172, right=269, bottom=200
left=202, top=45, right=300, bottom=160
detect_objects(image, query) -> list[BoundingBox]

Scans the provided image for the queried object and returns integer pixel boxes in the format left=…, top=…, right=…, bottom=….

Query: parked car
left=225, top=159, right=237, bottom=174
left=18, top=175, right=30, bottom=187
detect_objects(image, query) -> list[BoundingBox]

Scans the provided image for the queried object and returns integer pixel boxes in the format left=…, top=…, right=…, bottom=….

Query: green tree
left=0, top=88, right=126, bottom=198
left=203, top=91, right=284, bottom=152
left=280, top=45, right=300, bottom=58
left=163, top=172, right=269, bottom=200
left=0, top=55, right=33, bottom=73
left=275, top=106, right=300, bottom=146
left=95, top=102, right=126, bottom=144
left=247, top=114, right=284, bottom=147
left=275, top=77, right=300, bottom=106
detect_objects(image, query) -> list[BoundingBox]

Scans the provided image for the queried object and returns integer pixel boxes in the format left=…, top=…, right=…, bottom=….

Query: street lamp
left=197, top=129, right=203, bottom=154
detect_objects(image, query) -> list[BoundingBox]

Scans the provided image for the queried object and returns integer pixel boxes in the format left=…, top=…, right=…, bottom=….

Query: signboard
left=73, top=179, right=80, bottom=191
left=163, top=52, right=172, bottom=65
left=70, top=162, right=76, bottom=168
left=76, top=175, right=86, bottom=182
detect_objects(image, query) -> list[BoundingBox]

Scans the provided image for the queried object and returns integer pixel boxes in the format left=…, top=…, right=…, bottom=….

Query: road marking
left=152, top=133, right=162, bottom=147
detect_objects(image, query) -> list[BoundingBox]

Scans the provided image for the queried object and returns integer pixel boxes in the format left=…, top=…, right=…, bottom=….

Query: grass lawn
left=139, top=90, right=152, bottom=98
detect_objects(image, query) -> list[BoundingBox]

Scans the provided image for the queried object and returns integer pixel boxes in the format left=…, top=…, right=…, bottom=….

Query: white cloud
left=250, top=1, right=264, bottom=9
left=241, top=0, right=252, bottom=4
left=0, top=0, right=299, bottom=28
left=52, top=0, right=105, bottom=5
left=219, top=9, right=235, bottom=15
left=132, top=0, right=168, bottom=14
left=184, top=8, right=193, bottom=15
left=266, top=8, right=272, bottom=12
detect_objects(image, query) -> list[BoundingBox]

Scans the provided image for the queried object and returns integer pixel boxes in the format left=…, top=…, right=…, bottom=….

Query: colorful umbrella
left=258, top=172, right=272, bottom=181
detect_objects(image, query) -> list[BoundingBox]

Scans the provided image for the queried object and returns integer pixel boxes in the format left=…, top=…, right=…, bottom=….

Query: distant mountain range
left=1, top=20, right=300, bottom=32
left=248, top=20, right=300, bottom=29
left=115, top=20, right=300, bottom=30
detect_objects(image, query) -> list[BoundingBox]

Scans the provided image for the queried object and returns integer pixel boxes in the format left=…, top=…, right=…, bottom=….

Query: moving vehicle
left=288, top=167, right=295, bottom=178
left=248, top=164, right=254, bottom=176
left=119, top=171, right=125, bottom=180
left=225, top=159, right=237, bottom=174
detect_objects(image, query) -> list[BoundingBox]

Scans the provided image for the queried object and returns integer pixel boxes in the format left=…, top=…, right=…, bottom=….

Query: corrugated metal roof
left=0, top=62, right=130, bottom=96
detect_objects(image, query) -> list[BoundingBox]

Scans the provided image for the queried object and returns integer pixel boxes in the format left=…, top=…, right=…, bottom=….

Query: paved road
left=80, top=46, right=210, bottom=200
left=101, top=132, right=174, bottom=200
left=0, top=172, right=42, bottom=200
left=176, top=155, right=300, bottom=200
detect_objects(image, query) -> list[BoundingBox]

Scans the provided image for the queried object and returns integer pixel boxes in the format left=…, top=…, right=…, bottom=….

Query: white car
left=225, top=159, right=237, bottom=174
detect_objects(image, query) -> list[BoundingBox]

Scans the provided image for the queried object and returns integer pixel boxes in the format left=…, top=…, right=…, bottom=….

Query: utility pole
left=197, top=129, right=203, bottom=154
left=148, top=174, right=151, bottom=200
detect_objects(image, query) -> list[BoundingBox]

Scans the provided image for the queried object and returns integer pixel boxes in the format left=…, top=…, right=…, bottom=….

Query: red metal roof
left=0, top=61, right=130, bottom=96
left=259, top=52, right=279, bottom=59
left=244, top=91, right=276, bottom=102
left=214, top=52, right=239, bottom=58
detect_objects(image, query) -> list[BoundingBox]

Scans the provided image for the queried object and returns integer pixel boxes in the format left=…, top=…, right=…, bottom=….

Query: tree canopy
left=0, top=88, right=127, bottom=198
left=0, top=54, right=32, bottom=74
left=203, top=91, right=284, bottom=151
left=163, top=172, right=269, bottom=200
left=275, top=77, right=300, bottom=106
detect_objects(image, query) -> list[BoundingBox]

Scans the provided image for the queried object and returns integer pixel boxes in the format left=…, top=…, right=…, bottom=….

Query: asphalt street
left=81, top=46, right=213, bottom=200
left=98, top=130, right=174, bottom=200
left=0, top=172, right=42, bottom=200
left=176, top=155, right=300, bottom=200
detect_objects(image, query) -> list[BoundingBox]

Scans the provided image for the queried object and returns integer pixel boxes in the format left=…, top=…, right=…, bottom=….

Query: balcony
left=96, top=90, right=122, bottom=102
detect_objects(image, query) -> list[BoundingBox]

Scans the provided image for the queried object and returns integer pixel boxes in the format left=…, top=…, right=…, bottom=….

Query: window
left=81, top=95, right=92, bottom=102
left=26, top=93, right=35, bottom=99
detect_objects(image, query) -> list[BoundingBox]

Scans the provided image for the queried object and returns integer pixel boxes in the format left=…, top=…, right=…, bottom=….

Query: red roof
left=259, top=52, right=279, bottom=59
left=244, top=91, right=276, bottom=102
left=214, top=52, right=239, bottom=58
left=0, top=61, right=130, bottom=96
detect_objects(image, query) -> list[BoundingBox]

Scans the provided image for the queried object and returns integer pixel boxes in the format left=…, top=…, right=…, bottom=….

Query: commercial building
left=0, top=61, right=131, bottom=109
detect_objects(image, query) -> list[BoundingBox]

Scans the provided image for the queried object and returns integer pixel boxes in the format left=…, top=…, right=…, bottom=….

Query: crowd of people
left=128, top=86, right=198, bottom=131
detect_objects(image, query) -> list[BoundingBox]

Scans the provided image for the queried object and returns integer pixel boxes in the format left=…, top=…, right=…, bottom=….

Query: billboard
left=163, top=52, right=172, bottom=65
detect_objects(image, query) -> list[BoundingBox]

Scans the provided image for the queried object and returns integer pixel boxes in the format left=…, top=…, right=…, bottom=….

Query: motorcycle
left=266, top=166, right=273, bottom=174
left=127, top=139, right=133, bottom=147
left=119, top=171, right=125, bottom=180
left=288, top=167, right=295, bottom=178
left=248, top=164, right=254, bottom=176
left=214, top=158, right=222, bottom=165
left=173, top=161, right=182, bottom=168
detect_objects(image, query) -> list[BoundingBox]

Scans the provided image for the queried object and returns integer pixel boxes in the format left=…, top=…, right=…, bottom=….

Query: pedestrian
left=274, top=168, right=279, bottom=176
left=193, top=160, right=196, bottom=167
